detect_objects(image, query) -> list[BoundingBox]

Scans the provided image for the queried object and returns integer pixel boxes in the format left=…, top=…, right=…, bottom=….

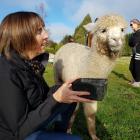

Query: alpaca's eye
left=121, top=28, right=124, bottom=32
left=101, top=29, right=106, bottom=33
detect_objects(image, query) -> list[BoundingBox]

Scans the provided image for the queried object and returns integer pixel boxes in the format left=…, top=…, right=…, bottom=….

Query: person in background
left=68, top=35, right=75, bottom=43
left=0, top=11, right=92, bottom=140
left=85, top=18, right=98, bottom=47
left=129, top=19, right=140, bottom=87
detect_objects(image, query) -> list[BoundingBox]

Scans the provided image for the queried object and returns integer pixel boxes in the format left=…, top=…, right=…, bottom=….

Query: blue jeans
left=25, top=131, right=82, bottom=140
left=25, top=103, right=82, bottom=140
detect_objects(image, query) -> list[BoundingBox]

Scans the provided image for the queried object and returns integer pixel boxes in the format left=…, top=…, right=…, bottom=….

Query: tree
left=122, top=33, right=132, bottom=56
left=60, top=35, right=75, bottom=45
left=45, top=40, right=58, bottom=54
left=73, top=14, right=92, bottom=44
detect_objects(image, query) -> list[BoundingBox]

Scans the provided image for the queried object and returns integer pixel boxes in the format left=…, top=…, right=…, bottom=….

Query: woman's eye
left=37, top=27, right=43, bottom=34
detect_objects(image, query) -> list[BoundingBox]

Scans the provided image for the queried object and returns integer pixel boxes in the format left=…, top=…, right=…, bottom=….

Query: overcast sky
left=0, top=0, right=140, bottom=42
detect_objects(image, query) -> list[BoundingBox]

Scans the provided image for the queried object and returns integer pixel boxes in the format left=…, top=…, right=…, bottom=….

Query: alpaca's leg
left=83, top=101, right=100, bottom=140
left=67, top=103, right=79, bottom=133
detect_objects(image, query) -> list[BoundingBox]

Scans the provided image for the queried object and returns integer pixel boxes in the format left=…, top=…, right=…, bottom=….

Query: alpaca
left=53, top=14, right=127, bottom=140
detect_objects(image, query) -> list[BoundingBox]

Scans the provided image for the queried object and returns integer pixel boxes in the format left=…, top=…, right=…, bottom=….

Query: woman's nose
left=43, top=29, right=49, bottom=39
left=44, top=32, right=48, bottom=39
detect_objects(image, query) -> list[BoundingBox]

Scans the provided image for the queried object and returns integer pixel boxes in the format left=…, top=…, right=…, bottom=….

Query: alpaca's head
left=84, top=14, right=128, bottom=58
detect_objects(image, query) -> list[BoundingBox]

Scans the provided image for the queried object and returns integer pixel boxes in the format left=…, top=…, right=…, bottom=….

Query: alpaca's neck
left=84, top=42, right=118, bottom=78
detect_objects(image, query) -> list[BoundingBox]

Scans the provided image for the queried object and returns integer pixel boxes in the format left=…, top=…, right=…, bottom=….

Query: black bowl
left=72, top=78, right=108, bottom=101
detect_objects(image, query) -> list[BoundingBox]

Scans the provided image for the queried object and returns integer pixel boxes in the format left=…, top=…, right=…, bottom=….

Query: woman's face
left=25, top=26, right=48, bottom=59
left=35, top=26, right=48, bottom=53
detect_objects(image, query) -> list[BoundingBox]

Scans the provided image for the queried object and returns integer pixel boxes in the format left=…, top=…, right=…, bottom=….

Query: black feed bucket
left=72, top=78, right=108, bottom=101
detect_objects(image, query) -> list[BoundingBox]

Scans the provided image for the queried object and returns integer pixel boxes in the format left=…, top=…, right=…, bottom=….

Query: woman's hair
left=0, top=11, right=45, bottom=58
left=130, top=19, right=140, bottom=27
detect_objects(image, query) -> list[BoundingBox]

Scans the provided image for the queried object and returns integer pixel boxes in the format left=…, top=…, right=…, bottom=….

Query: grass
left=43, top=57, right=140, bottom=140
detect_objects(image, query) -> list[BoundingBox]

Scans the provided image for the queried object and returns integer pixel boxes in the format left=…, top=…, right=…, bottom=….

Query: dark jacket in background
left=129, top=29, right=140, bottom=81
left=0, top=51, right=60, bottom=140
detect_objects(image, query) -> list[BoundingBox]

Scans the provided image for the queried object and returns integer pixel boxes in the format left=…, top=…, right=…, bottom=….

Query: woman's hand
left=53, top=79, right=93, bottom=104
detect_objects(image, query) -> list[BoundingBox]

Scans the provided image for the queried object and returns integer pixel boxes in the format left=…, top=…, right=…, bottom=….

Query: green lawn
left=44, top=57, right=140, bottom=140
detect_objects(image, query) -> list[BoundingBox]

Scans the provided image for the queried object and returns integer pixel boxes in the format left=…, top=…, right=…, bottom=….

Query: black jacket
left=129, top=29, right=140, bottom=56
left=0, top=51, right=60, bottom=140
left=129, top=29, right=140, bottom=81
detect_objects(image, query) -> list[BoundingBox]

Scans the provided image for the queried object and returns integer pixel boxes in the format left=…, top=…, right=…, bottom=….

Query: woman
left=0, top=11, right=92, bottom=140
left=129, top=19, right=140, bottom=87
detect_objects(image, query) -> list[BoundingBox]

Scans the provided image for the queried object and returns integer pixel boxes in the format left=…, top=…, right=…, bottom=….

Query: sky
left=0, top=0, right=140, bottom=43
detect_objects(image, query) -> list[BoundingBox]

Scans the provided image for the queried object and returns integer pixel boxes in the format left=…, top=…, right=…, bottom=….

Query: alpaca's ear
left=83, top=23, right=95, bottom=32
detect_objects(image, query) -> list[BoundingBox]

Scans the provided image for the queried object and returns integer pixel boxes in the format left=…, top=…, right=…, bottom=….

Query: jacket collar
left=2, top=50, right=49, bottom=72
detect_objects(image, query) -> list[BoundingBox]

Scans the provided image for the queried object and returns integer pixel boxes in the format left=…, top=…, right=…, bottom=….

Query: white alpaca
left=54, top=14, right=127, bottom=140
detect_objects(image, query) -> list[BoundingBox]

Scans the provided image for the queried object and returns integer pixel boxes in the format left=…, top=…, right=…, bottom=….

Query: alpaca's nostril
left=112, top=38, right=117, bottom=42
left=113, top=38, right=122, bottom=46
left=113, top=38, right=116, bottom=41
left=112, top=38, right=121, bottom=43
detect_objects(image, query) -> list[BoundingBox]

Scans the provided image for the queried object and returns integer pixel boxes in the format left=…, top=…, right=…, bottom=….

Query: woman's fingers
left=63, top=78, right=79, bottom=89
left=70, top=91, right=93, bottom=102
left=65, top=78, right=79, bottom=85
left=70, top=94, right=93, bottom=103
left=72, top=91, right=90, bottom=96
left=53, top=81, right=94, bottom=104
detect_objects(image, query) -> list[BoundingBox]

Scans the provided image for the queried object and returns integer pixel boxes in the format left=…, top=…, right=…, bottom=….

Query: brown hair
left=130, top=19, right=140, bottom=27
left=130, top=19, right=140, bottom=24
left=0, top=11, right=44, bottom=58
